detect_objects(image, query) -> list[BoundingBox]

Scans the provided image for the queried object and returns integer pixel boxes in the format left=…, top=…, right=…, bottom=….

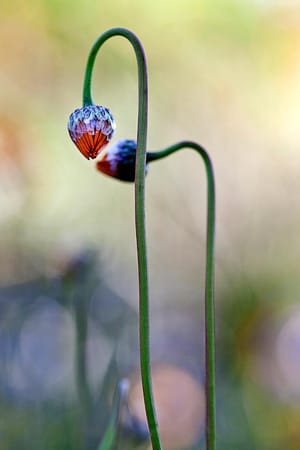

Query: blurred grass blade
left=97, top=379, right=129, bottom=450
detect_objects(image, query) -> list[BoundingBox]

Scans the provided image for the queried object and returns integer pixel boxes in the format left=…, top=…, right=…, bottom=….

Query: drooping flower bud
left=96, top=139, right=148, bottom=182
left=67, top=105, right=115, bottom=159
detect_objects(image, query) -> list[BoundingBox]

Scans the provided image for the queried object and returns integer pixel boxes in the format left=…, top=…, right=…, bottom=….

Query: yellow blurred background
left=1, top=0, right=299, bottom=288
left=1, top=1, right=300, bottom=449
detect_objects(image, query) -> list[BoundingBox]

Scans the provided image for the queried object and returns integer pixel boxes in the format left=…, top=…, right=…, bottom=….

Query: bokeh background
left=1, top=0, right=300, bottom=449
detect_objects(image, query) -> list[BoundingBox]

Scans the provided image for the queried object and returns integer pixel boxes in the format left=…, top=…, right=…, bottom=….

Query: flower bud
left=67, top=105, right=115, bottom=159
left=96, top=139, right=148, bottom=182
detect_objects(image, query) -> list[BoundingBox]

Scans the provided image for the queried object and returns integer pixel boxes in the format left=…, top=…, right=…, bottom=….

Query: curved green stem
left=148, top=141, right=216, bottom=450
left=82, top=28, right=162, bottom=450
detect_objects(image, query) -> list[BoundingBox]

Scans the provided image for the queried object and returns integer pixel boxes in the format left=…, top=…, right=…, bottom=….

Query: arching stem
left=82, top=28, right=162, bottom=450
left=148, top=141, right=216, bottom=450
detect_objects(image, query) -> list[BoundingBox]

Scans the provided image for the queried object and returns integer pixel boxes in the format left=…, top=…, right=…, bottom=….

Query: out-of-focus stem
left=74, top=300, right=91, bottom=415
left=97, top=379, right=129, bottom=450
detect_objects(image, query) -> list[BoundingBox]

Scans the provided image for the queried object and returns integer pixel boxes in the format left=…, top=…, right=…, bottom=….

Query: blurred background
left=1, top=0, right=300, bottom=449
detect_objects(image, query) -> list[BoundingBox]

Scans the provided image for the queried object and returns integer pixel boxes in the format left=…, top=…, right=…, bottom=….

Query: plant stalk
left=82, top=28, right=162, bottom=450
left=148, top=141, right=216, bottom=450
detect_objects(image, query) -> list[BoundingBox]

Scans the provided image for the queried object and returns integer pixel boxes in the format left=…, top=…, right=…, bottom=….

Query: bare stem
left=148, top=141, right=216, bottom=450
left=82, top=28, right=162, bottom=450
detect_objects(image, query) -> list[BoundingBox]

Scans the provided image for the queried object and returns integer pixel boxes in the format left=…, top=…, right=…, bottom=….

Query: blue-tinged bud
left=67, top=105, right=115, bottom=159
